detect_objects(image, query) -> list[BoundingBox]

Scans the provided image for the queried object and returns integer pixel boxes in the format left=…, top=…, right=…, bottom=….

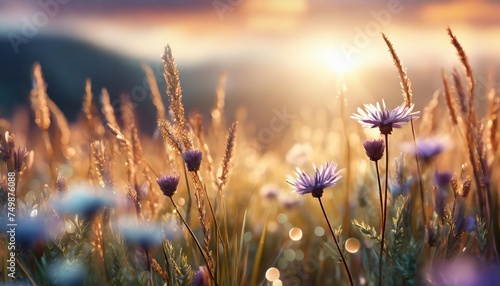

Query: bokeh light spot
left=314, top=226, right=325, bottom=237
left=243, top=231, right=252, bottom=242
left=345, top=237, right=361, bottom=253
left=295, top=249, right=304, bottom=261
left=265, top=267, right=280, bottom=282
left=277, top=213, right=288, bottom=224
left=273, top=279, right=283, bottom=286
left=284, top=249, right=296, bottom=261
left=177, top=197, right=185, bottom=206
left=289, top=227, right=303, bottom=241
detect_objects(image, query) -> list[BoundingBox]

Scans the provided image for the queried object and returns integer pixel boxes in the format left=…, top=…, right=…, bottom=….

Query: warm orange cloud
left=420, top=0, right=500, bottom=25
left=240, top=0, right=308, bottom=31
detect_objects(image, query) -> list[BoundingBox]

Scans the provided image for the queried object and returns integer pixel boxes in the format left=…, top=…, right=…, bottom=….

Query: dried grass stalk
left=441, top=70, right=458, bottom=125
left=105, top=122, right=137, bottom=190
left=151, top=258, right=167, bottom=280
left=451, top=69, right=468, bottom=116
left=158, top=119, right=183, bottom=155
left=161, top=45, right=193, bottom=150
left=218, top=122, right=238, bottom=191
left=100, top=88, right=119, bottom=129
left=91, top=140, right=113, bottom=189
left=83, top=79, right=94, bottom=128
left=382, top=34, right=412, bottom=107
left=190, top=113, right=217, bottom=188
left=142, top=64, right=166, bottom=122
left=447, top=27, right=476, bottom=121
left=488, top=91, right=499, bottom=153
left=419, top=92, right=440, bottom=135
left=120, top=95, right=153, bottom=201
left=30, top=62, right=51, bottom=131
left=47, top=98, right=71, bottom=156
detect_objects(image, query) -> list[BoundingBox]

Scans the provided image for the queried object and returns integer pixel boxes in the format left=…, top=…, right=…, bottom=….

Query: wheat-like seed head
left=47, top=98, right=71, bottom=153
left=419, top=92, right=440, bottom=135
left=105, top=122, right=137, bottom=189
left=157, top=119, right=183, bottom=155
left=218, top=122, right=238, bottom=190
left=382, top=34, right=412, bottom=107
left=91, top=140, right=113, bottom=189
left=161, top=45, right=193, bottom=150
left=83, top=79, right=94, bottom=123
left=142, top=64, right=166, bottom=122
left=487, top=91, right=499, bottom=153
left=30, top=62, right=51, bottom=131
left=100, top=88, right=119, bottom=129
left=441, top=70, right=458, bottom=126
left=447, top=27, right=476, bottom=123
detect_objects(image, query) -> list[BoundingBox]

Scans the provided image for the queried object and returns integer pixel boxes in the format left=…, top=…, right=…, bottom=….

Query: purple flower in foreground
left=363, top=138, right=385, bottom=161
left=191, top=266, right=210, bottom=286
left=182, top=149, right=203, bottom=172
left=157, top=175, right=180, bottom=197
left=52, top=184, right=113, bottom=218
left=351, top=100, right=419, bottom=135
left=286, top=162, right=343, bottom=198
left=427, top=258, right=500, bottom=286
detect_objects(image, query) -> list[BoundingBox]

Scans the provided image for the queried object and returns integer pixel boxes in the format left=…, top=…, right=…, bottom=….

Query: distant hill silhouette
left=0, top=35, right=154, bottom=120
left=0, top=34, right=225, bottom=132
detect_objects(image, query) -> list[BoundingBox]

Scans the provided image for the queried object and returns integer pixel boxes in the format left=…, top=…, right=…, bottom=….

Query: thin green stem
left=169, top=197, right=217, bottom=285
left=318, top=197, right=354, bottom=286
left=182, top=164, right=192, bottom=224
left=379, top=134, right=389, bottom=286
left=410, top=119, right=427, bottom=224
left=192, top=172, right=226, bottom=278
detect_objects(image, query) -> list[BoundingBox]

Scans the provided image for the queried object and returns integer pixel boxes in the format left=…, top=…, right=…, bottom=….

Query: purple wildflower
left=157, top=175, right=180, bottom=197
left=351, top=100, right=419, bottom=135
left=433, top=171, right=453, bottom=189
left=119, top=222, right=163, bottom=248
left=465, top=216, right=475, bottom=232
left=427, top=258, right=500, bottom=286
left=401, top=137, right=448, bottom=162
left=278, top=193, right=303, bottom=210
left=363, top=138, right=385, bottom=161
left=286, top=162, right=343, bottom=198
left=182, top=149, right=203, bottom=172
left=390, top=179, right=412, bottom=196
left=52, top=183, right=113, bottom=218
left=433, top=185, right=447, bottom=219
left=259, top=184, right=280, bottom=200
left=192, top=266, right=209, bottom=286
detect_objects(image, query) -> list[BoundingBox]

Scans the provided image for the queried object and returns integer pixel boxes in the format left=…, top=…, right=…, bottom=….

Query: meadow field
left=0, top=28, right=499, bottom=286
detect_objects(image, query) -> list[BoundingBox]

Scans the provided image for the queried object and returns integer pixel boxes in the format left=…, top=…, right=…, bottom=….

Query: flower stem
left=410, top=119, right=427, bottom=224
left=182, top=164, right=192, bottom=225
left=318, top=197, right=354, bottom=286
left=379, top=134, right=390, bottom=286
left=169, top=197, right=217, bottom=285
left=375, top=161, right=384, bottom=226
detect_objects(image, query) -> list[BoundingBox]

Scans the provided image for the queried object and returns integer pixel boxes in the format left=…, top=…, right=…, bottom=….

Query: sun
left=323, top=49, right=354, bottom=74
left=309, top=44, right=355, bottom=75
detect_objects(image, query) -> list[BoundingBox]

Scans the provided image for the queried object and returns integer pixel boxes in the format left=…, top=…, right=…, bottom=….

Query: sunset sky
left=1, top=0, right=499, bottom=120
left=2, top=0, right=499, bottom=65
